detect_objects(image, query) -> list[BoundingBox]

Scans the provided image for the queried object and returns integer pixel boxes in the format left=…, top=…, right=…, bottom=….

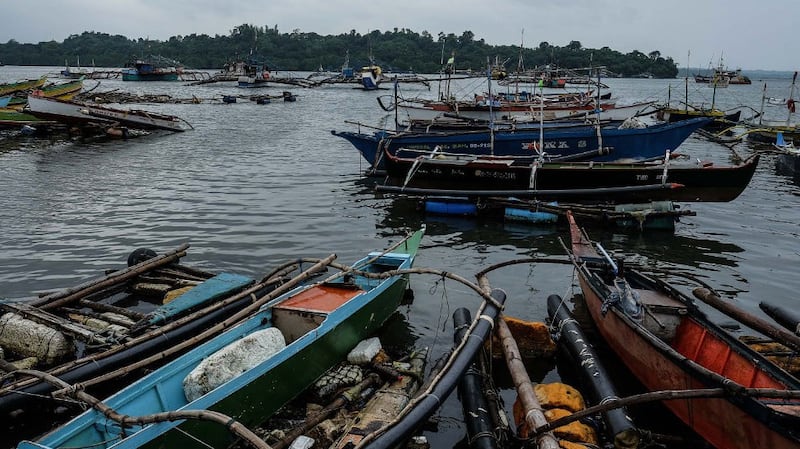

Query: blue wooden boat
left=18, top=227, right=425, bottom=449
left=331, top=117, right=711, bottom=169
left=122, top=56, right=182, bottom=82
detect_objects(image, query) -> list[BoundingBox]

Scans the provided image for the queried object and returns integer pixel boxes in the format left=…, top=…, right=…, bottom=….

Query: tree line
left=0, top=24, right=679, bottom=78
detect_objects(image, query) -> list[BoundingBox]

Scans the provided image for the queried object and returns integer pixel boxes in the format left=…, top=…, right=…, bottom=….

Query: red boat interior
left=672, top=318, right=787, bottom=390
left=271, top=283, right=363, bottom=343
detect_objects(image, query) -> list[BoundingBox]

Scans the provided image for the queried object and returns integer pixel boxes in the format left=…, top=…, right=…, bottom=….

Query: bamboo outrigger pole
left=33, top=243, right=191, bottom=309
left=495, top=317, right=560, bottom=449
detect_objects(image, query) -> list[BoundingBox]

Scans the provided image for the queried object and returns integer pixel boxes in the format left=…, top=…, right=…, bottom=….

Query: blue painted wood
left=142, top=273, right=253, bottom=326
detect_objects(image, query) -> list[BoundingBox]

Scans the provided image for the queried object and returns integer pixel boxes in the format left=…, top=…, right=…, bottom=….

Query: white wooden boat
left=27, top=95, right=189, bottom=132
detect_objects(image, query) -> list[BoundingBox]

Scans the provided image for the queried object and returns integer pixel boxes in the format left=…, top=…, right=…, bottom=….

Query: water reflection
left=775, top=152, right=800, bottom=186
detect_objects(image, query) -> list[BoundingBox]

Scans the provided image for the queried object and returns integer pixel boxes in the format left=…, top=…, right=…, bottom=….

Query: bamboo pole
left=692, top=288, right=800, bottom=352
left=531, top=386, right=800, bottom=437
left=272, top=374, right=383, bottom=449
left=77, top=298, right=147, bottom=320
left=3, top=267, right=292, bottom=392
left=14, top=369, right=271, bottom=449
left=495, top=317, right=560, bottom=449
left=34, top=243, right=190, bottom=310
left=51, top=254, right=338, bottom=393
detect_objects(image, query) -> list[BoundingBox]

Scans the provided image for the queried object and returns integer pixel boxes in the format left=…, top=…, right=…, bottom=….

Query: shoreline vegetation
left=0, top=24, right=681, bottom=78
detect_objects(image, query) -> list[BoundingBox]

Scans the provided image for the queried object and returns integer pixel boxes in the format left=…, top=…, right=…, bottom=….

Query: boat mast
left=685, top=50, right=690, bottom=113
left=438, top=39, right=445, bottom=100
left=759, top=83, right=767, bottom=126
left=487, top=57, right=495, bottom=156
left=516, top=29, right=524, bottom=98
left=786, top=71, right=797, bottom=127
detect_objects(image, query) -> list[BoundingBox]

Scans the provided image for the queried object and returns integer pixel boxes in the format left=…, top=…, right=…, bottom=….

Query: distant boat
left=60, top=57, right=93, bottom=79
left=17, top=227, right=425, bottom=449
left=745, top=73, right=798, bottom=144
left=122, top=55, right=182, bottom=81
left=695, top=67, right=751, bottom=85
left=0, top=76, right=47, bottom=96
left=332, top=117, right=712, bottom=169
left=5, top=78, right=84, bottom=109
left=360, top=64, right=383, bottom=90
left=27, top=95, right=190, bottom=132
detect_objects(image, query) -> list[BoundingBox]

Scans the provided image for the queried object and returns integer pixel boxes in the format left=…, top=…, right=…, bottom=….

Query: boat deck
left=277, top=283, right=363, bottom=314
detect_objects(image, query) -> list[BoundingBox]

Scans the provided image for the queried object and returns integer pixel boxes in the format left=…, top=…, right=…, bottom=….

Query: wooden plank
left=1, top=302, right=96, bottom=342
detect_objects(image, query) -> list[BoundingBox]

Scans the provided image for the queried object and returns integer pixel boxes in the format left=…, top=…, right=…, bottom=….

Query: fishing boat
left=0, top=244, right=294, bottom=430
left=26, top=95, right=190, bottom=132
left=122, top=56, right=182, bottom=81
left=6, top=79, right=84, bottom=109
left=566, top=211, right=800, bottom=449
left=695, top=67, right=751, bottom=85
left=17, top=227, right=425, bottom=449
left=0, top=108, right=56, bottom=130
left=60, top=57, right=92, bottom=79
left=332, top=117, right=711, bottom=170
left=380, top=147, right=758, bottom=203
left=359, top=64, right=383, bottom=90
left=0, top=76, right=47, bottom=96
left=658, top=71, right=741, bottom=132
left=742, top=73, right=799, bottom=145
left=386, top=93, right=618, bottom=123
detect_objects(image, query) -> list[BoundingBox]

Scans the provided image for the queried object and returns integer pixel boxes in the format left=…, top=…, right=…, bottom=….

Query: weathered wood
left=495, top=317, right=560, bottom=449
left=692, top=288, right=800, bottom=352
left=56, top=254, right=338, bottom=391
left=77, top=299, right=146, bottom=320
left=0, top=302, right=97, bottom=342
left=34, top=243, right=190, bottom=310
left=272, top=374, right=383, bottom=449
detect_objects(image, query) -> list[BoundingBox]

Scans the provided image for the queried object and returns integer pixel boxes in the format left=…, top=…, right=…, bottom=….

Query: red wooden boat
left=566, top=211, right=800, bottom=449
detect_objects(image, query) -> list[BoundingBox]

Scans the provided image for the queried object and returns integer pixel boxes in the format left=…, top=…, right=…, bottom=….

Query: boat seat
left=636, top=289, right=687, bottom=342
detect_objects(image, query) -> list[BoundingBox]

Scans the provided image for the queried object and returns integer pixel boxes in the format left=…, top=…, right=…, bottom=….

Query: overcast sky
left=3, top=0, right=797, bottom=71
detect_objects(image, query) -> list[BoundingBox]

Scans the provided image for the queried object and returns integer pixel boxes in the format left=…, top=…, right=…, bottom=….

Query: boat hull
left=333, top=117, right=711, bottom=168
left=383, top=153, right=759, bottom=202
left=27, top=96, right=186, bottom=131
left=578, top=275, right=800, bottom=449
left=570, top=214, right=800, bottom=449
left=121, top=70, right=179, bottom=82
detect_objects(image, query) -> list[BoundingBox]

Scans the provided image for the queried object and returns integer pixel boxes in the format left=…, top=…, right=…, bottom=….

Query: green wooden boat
left=0, top=108, right=53, bottom=128
left=0, top=76, right=47, bottom=97
left=6, top=78, right=84, bottom=109
left=19, top=227, right=425, bottom=449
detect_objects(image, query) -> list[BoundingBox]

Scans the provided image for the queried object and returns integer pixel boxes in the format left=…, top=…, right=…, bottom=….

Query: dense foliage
left=0, top=25, right=679, bottom=78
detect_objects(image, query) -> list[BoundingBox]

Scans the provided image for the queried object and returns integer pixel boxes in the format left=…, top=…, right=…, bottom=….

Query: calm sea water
left=1, top=66, right=798, bottom=448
